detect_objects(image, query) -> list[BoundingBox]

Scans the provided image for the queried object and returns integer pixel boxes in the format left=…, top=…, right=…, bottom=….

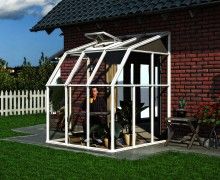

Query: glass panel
left=115, top=87, right=134, bottom=149
left=91, top=50, right=126, bottom=85
left=49, top=86, right=65, bottom=142
left=154, top=86, right=162, bottom=141
left=50, top=55, right=79, bottom=85
left=85, top=86, right=110, bottom=149
left=156, top=55, right=167, bottom=85
left=136, top=87, right=151, bottom=145
left=65, top=52, right=102, bottom=85
left=157, top=86, right=168, bottom=141
left=135, top=36, right=168, bottom=53
left=69, top=86, right=110, bottom=149
left=121, top=34, right=156, bottom=48
left=68, top=86, right=86, bottom=146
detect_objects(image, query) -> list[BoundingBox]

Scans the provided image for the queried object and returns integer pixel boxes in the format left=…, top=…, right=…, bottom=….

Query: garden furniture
left=165, top=117, right=203, bottom=149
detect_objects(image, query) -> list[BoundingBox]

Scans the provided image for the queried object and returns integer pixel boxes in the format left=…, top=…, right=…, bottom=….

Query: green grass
left=0, top=114, right=45, bottom=138
left=0, top=114, right=220, bottom=179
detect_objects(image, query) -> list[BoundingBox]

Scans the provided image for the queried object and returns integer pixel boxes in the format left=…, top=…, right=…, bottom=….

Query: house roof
left=31, top=0, right=220, bottom=32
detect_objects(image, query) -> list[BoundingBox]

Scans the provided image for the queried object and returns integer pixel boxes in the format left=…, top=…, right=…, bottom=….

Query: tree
left=17, top=57, right=38, bottom=90
left=37, top=53, right=55, bottom=89
left=0, top=71, right=16, bottom=90
left=0, top=58, right=8, bottom=69
left=0, top=53, right=56, bottom=90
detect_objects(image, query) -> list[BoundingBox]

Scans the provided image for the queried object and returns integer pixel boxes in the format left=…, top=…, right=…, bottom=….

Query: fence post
left=25, top=90, right=29, bottom=115
left=40, top=90, right=44, bottom=113
left=13, top=90, right=17, bottom=115
left=9, top=90, right=12, bottom=116
left=30, top=90, right=33, bottom=114
left=5, top=91, right=8, bottom=116
left=32, top=90, right=35, bottom=114
left=21, top=90, right=24, bottom=115
left=17, top=90, right=21, bottom=115
left=1, top=91, right=4, bottom=116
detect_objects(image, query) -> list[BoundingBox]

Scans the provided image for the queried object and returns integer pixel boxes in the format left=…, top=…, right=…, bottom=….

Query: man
left=82, top=87, right=107, bottom=144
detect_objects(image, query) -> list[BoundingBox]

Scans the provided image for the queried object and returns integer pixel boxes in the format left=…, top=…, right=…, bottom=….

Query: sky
left=0, top=0, right=63, bottom=67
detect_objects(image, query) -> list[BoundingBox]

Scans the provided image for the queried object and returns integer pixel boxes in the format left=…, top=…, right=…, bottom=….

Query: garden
left=0, top=114, right=220, bottom=179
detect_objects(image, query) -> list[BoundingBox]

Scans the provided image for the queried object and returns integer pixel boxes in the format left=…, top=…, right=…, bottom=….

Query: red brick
left=60, top=5, right=220, bottom=126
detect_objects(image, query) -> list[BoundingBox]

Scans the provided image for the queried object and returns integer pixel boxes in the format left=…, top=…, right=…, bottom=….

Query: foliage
left=16, top=58, right=38, bottom=90
left=0, top=71, right=16, bottom=90
left=0, top=58, right=8, bottom=68
left=0, top=53, right=55, bottom=90
left=116, top=100, right=148, bottom=134
left=178, top=98, right=187, bottom=109
left=37, top=53, right=55, bottom=89
left=194, top=103, right=220, bottom=125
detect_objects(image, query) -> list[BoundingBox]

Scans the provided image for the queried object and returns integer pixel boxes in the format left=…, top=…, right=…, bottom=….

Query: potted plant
left=194, top=103, right=220, bottom=147
left=195, top=103, right=220, bottom=125
left=115, top=100, right=148, bottom=145
left=176, top=98, right=187, bottom=117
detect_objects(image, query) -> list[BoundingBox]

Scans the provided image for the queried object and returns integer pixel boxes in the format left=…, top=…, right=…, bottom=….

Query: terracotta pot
left=124, top=133, right=132, bottom=146
left=68, top=136, right=82, bottom=144
left=104, top=138, right=109, bottom=148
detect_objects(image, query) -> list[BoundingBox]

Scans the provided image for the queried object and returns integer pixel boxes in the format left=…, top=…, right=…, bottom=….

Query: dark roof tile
left=31, top=0, right=220, bottom=32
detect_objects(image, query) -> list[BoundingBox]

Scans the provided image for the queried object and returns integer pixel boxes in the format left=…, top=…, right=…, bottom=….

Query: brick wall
left=61, top=5, right=220, bottom=130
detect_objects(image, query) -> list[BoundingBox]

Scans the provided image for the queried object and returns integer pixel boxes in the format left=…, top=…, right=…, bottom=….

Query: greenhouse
left=46, top=31, right=171, bottom=153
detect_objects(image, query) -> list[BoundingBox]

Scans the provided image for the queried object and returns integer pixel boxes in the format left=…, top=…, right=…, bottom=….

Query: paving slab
left=3, top=124, right=220, bottom=160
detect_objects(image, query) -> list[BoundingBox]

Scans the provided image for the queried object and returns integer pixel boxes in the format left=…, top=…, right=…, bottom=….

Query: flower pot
left=104, top=138, right=109, bottom=148
left=176, top=109, right=186, bottom=117
left=124, top=133, right=132, bottom=146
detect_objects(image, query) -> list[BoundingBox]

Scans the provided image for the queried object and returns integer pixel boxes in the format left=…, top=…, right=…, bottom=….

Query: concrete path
left=3, top=124, right=220, bottom=160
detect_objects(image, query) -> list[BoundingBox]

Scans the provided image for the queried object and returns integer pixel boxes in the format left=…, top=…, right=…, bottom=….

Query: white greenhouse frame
left=46, top=31, right=171, bottom=153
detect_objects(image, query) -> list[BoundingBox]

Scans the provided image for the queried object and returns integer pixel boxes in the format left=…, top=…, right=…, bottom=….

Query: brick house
left=31, top=0, right=220, bottom=151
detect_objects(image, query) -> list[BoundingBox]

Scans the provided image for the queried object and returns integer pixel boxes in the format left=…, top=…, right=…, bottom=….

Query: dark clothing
left=82, top=97, right=107, bottom=140
left=82, top=97, right=106, bottom=112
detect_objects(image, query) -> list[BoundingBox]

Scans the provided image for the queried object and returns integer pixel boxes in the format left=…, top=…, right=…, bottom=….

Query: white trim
left=131, top=49, right=169, bottom=56
left=150, top=53, right=155, bottom=143
left=66, top=41, right=97, bottom=54
left=113, top=140, right=166, bottom=152
left=64, top=52, right=85, bottom=86
left=86, top=87, right=90, bottom=147
left=110, top=86, right=115, bottom=150
left=46, top=87, right=50, bottom=142
left=87, top=50, right=107, bottom=85
left=167, top=33, right=172, bottom=118
left=68, top=87, right=72, bottom=130
left=85, top=31, right=121, bottom=42
left=131, top=33, right=168, bottom=50
left=111, top=48, right=132, bottom=85
left=132, top=87, right=136, bottom=146
left=64, top=87, right=68, bottom=144
left=67, top=84, right=169, bottom=87
left=46, top=52, right=68, bottom=86
left=46, top=84, right=65, bottom=87
left=83, top=37, right=136, bottom=55
left=46, top=139, right=166, bottom=153
left=47, top=41, right=97, bottom=86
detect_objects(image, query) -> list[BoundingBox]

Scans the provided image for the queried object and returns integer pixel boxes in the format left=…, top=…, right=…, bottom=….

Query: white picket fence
left=0, top=90, right=46, bottom=116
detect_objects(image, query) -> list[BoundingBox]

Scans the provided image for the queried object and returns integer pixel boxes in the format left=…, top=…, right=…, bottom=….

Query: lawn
left=0, top=114, right=46, bottom=138
left=0, top=114, right=220, bottom=179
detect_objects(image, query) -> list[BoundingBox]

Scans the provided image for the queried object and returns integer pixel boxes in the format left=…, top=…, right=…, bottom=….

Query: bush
left=0, top=53, right=55, bottom=91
